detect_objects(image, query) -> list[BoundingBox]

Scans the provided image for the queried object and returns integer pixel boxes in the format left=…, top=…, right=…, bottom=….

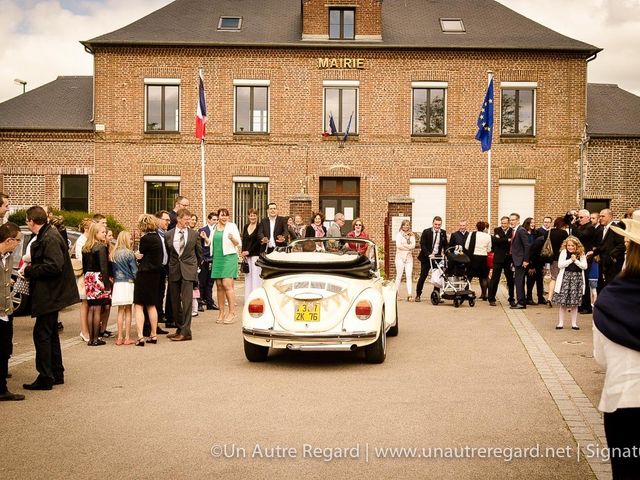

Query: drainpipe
left=579, top=52, right=598, bottom=208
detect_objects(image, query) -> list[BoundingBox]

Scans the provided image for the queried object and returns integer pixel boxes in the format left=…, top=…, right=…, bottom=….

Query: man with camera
left=572, top=209, right=597, bottom=314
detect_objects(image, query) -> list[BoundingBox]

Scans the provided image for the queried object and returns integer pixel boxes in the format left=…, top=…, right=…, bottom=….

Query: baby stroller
left=429, top=246, right=476, bottom=308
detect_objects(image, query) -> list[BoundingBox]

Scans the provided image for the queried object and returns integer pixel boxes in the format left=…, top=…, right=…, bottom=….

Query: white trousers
left=244, top=256, right=262, bottom=302
left=395, top=255, right=414, bottom=296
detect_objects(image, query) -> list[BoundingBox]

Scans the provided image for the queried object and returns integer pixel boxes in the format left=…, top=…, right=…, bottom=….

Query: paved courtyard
left=2, top=282, right=611, bottom=479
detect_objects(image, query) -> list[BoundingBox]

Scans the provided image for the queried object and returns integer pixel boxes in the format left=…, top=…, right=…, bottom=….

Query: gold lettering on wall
left=318, top=58, right=365, bottom=69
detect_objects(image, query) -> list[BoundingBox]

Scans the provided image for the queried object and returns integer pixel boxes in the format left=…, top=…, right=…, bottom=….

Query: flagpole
left=487, top=71, right=493, bottom=226
left=199, top=67, right=206, bottom=225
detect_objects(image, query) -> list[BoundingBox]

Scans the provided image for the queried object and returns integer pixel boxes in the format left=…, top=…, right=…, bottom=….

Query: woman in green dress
left=209, top=208, right=241, bottom=324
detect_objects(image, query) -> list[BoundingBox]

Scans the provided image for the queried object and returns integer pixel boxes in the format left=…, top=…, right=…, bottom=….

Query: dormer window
left=329, top=8, right=355, bottom=40
left=218, top=16, right=242, bottom=31
left=439, top=18, right=465, bottom=33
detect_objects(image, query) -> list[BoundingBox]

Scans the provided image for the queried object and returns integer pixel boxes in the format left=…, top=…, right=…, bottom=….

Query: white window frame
left=322, top=80, right=360, bottom=134
left=500, top=82, right=537, bottom=137
left=232, top=177, right=270, bottom=226
left=233, top=80, right=271, bottom=134
left=143, top=175, right=181, bottom=214
left=143, top=78, right=181, bottom=133
left=410, top=81, right=448, bottom=135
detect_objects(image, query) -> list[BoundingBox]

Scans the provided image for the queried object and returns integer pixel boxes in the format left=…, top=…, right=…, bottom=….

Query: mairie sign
left=318, top=58, right=365, bottom=69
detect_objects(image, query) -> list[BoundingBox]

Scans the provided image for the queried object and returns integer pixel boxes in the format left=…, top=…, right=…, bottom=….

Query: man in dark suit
left=573, top=209, right=597, bottom=314
left=23, top=206, right=80, bottom=389
left=165, top=208, right=202, bottom=341
left=593, top=208, right=626, bottom=292
left=509, top=212, right=530, bottom=309
left=258, top=202, right=288, bottom=253
left=415, top=216, right=448, bottom=302
left=198, top=212, right=218, bottom=311
left=487, top=216, right=515, bottom=307
left=449, top=220, right=469, bottom=249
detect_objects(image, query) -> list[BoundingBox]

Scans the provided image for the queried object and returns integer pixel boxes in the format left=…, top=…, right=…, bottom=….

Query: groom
left=165, top=209, right=202, bottom=341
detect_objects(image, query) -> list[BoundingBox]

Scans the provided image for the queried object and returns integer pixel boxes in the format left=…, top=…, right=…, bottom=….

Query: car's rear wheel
left=244, top=339, right=269, bottom=362
left=365, top=318, right=386, bottom=364
left=387, top=300, right=398, bottom=337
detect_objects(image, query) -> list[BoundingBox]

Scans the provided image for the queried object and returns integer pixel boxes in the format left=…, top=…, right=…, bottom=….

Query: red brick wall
left=1, top=45, right=593, bottom=240
left=0, top=131, right=94, bottom=211
left=86, top=46, right=588, bottom=238
left=585, top=138, right=640, bottom=217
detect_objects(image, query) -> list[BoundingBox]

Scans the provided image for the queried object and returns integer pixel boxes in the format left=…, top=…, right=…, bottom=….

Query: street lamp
left=14, top=78, right=27, bottom=94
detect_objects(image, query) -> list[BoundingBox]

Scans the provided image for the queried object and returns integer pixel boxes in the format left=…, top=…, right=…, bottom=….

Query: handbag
left=540, top=231, right=553, bottom=261
left=487, top=251, right=494, bottom=269
left=71, top=258, right=83, bottom=277
left=13, top=276, right=30, bottom=295
left=241, top=257, right=250, bottom=274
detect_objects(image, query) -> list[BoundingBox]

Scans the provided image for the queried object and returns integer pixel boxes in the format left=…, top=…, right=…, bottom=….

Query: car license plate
left=294, top=302, right=320, bottom=322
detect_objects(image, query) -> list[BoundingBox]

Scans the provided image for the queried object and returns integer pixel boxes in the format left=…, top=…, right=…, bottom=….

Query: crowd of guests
left=1, top=194, right=369, bottom=385
left=396, top=208, right=634, bottom=330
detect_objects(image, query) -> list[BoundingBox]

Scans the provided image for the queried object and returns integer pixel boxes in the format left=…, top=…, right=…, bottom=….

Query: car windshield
left=257, top=238, right=378, bottom=280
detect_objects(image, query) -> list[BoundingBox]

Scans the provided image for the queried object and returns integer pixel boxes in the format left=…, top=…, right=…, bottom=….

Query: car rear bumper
left=242, top=327, right=378, bottom=351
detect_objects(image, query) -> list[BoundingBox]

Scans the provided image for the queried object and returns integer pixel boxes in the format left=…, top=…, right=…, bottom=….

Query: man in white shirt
left=594, top=208, right=626, bottom=291
left=258, top=203, right=287, bottom=253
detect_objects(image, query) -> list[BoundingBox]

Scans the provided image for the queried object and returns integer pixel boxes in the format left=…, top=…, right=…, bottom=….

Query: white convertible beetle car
left=242, top=237, right=398, bottom=363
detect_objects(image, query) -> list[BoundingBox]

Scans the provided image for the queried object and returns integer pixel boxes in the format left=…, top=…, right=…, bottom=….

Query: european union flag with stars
left=475, top=78, right=494, bottom=152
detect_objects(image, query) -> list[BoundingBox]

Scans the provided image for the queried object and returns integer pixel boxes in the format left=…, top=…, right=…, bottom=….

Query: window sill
left=144, top=130, right=180, bottom=135
left=411, top=135, right=448, bottom=143
left=322, top=134, right=360, bottom=142
left=499, top=136, right=536, bottom=144
left=233, top=132, right=270, bottom=141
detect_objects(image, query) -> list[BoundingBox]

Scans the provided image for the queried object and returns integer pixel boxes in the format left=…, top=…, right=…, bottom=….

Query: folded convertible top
left=256, top=251, right=374, bottom=280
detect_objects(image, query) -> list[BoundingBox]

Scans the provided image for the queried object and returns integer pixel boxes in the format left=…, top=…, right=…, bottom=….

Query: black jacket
left=593, top=223, right=626, bottom=281
left=258, top=216, right=288, bottom=252
left=449, top=231, right=469, bottom=250
left=418, top=228, right=448, bottom=262
left=24, top=223, right=80, bottom=317
left=242, top=223, right=261, bottom=257
left=491, top=227, right=512, bottom=264
left=549, top=228, right=569, bottom=262
left=573, top=222, right=596, bottom=253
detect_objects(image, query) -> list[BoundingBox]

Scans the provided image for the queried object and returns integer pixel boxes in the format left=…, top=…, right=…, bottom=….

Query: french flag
left=195, top=71, right=207, bottom=141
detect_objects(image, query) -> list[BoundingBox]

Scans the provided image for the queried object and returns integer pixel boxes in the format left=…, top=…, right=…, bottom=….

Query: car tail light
left=248, top=299, right=264, bottom=318
left=355, top=300, right=372, bottom=320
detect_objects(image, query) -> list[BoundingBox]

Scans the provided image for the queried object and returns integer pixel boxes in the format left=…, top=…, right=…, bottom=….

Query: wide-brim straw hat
left=611, top=210, right=640, bottom=245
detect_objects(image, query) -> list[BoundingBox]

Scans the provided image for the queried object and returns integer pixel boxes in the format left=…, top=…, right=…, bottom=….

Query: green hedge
left=8, top=209, right=125, bottom=236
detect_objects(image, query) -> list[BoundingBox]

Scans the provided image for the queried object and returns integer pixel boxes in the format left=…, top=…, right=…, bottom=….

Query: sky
left=1, top=0, right=639, bottom=103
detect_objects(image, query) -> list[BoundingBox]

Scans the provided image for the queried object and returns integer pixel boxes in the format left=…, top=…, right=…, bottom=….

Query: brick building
left=583, top=83, right=640, bottom=215
left=1, top=0, right=616, bottom=249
